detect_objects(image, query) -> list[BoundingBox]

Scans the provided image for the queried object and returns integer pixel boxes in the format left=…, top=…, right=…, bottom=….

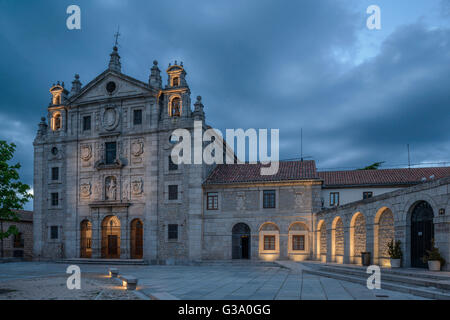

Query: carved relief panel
left=130, top=138, right=144, bottom=165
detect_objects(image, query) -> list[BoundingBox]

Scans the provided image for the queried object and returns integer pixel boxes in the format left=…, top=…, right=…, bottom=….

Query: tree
left=358, top=161, right=385, bottom=170
left=0, top=141, right=33, bottom=257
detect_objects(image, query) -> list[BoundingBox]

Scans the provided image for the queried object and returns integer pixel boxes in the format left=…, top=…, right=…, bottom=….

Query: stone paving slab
left=0, top=262, right=430, bottom=300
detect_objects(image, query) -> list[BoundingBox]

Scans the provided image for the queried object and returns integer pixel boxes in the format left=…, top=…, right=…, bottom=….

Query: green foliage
left=0, top=141, right=33, bottom=240
left=358, top=161, right=385, bottom=170
left=387, top=239, right=403, bottom=259
left=422, top=239, right=446, bottom=267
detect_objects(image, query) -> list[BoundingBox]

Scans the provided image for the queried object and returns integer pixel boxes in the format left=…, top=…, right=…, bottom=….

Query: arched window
left=52, top=113, right=61, bottom=131
left=172, top=77, right=179, bottom=87
left=170, top=97, right=181, bottom=117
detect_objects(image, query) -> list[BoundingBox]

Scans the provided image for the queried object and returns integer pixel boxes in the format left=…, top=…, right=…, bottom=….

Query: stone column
left=343, top=226, right=351, bottom=264
left=434, top=215, right=450, bottom=271
left=91, top=218, right=101, bottom=258
left=366, top=223, right=374, bottom=265
left=394, top=220, right=408, bottom=267
left=326, top=228, right=332, bottom=263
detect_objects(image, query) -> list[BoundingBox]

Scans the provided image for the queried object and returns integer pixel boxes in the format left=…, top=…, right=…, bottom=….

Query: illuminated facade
left=33, top=46, right=450, bottom=269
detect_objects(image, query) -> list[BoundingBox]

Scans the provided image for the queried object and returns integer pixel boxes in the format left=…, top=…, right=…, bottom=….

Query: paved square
left=0, top=262, right=427, bottom=300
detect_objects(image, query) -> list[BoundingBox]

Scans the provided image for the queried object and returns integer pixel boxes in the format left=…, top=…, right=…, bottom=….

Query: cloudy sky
left=1, top=0, right=450, bottom=208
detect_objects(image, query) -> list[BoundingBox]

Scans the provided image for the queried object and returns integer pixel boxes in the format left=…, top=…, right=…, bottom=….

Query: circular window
left=106, top=81, right=116, bottom=93
left=51, top=147, right=58, bottom=155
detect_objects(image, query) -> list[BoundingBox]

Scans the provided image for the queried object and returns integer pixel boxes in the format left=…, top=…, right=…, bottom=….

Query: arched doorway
left=232, top=223, right=251, bottom=259
left=80, top=220, right=92, bottom=258
left=411, top=201, right=434, bottom=268
left=130, top=219, right=143, bottom=259
left=101, top=216, right=121, bottom=259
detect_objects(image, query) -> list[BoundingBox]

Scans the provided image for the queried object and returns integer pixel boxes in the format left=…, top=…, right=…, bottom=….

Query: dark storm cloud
left=0, top=0, right=449, bottom=199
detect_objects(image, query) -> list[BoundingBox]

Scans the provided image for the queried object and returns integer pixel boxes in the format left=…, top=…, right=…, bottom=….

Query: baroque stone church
left=33, top=45, right=450, bottom=269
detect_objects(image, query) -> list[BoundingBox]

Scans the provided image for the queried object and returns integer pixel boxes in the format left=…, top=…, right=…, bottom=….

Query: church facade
left=33, top=46, right=450, bottom=269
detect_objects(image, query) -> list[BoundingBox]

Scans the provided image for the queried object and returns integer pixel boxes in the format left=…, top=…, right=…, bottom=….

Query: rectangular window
left=168, top=224, right=178, bottom=240
left=168, top=156, right=178, bottom=171
left=51, top=192, right=59, bottom=206
left=264, top=235, right=276, bottom=250
left=13, top=233, right=24, bottom=248
left=168, top=185, right=178, bottom=200
left=363, top=191, right=373, bottom=199
left=263, top=190, right=276, bottom=208
left=133, top=109, right=142, bottom=125
left=330, top=192, right=339, bottom=206
left=207, top=192, right=218, bottom=210
left=50, top=226, right=58, bottom=240
left=51, top=167, right=59, bottom=181
left=105, top=142, right=117, bottom=165
left=292, top=235, right=305, bottom=251
left=83, top=115, right=91, bottom=131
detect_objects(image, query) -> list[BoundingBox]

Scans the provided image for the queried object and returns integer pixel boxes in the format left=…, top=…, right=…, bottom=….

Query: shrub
left=387, top=239, right=403, bottom=259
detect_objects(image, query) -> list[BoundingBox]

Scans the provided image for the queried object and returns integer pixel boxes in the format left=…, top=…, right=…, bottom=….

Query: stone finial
left=193, top=94, right=205, bottom=120
left=149, top=59, right=162, bottom=89
left=71, top=74, right=82, bottom=96
left=108, top=46, right=121, bottom=73
left=37, top=116, right=48, bottom=136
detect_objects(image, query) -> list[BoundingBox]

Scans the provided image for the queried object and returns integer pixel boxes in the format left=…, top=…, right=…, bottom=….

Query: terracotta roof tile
left=204, top=160, right=319, bottom=184
left=318, top=167, right=450, bottom=187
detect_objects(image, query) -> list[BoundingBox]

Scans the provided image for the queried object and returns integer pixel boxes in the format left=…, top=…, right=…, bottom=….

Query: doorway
left=101, top=216, right=121, bottom=259
left=411, top=201, right=434, bottom=268
left=232, top=223, right=251, bottom=259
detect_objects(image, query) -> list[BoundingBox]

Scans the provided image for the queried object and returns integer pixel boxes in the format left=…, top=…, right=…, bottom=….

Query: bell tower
left=161, top=61, right=191, bottom=120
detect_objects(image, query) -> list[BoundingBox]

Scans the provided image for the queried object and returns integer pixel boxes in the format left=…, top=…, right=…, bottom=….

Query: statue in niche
left=171, top=97, right=181, bottom=117
left=105, top=176, right=117, bottom=200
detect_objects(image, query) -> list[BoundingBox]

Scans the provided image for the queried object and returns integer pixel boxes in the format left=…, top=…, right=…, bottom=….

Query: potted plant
left=422, top=239, right=446, bottom=271
left=387, top=239, right=402, bottom=268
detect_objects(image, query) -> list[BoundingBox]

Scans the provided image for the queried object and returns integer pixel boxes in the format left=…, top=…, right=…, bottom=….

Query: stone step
left=57, top=258, right=148, bottom=265
left=316, top=265, right=450, bottom=291
left=310, top=262, right=450, bottom=281
left=303, top=268, right=450, bottom=300
left=195, top=260, right=280, bottom=267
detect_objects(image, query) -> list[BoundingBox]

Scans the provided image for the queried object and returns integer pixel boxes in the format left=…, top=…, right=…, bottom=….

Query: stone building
left=33, top=45, right=450, bottom=269
left=0, top=210, right=33, bottom=260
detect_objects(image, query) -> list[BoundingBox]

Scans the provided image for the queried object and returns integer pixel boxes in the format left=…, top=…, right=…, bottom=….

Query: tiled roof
left=204, top=160, right=319, bottom=185
left=0, top=210, right=33, bottom=222
left=318, top=167, right=450, bottom=187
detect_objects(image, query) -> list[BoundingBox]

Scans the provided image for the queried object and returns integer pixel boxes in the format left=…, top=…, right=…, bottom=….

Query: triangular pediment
left=68, top=70, right=157, bottom=105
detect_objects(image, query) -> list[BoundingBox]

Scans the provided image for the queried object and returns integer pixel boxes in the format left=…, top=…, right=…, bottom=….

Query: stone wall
left=316, top=176, right=450, bottom=270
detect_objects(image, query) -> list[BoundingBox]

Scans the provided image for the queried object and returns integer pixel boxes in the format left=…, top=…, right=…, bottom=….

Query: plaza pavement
left=0, top=262, right=427, bottom=300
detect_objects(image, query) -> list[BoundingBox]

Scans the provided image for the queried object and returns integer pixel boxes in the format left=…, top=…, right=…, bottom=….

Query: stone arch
left=402, top=194, right=438, bottom=223
left=331, top=216, right=344, bottom=264
left=350, top=212, right=366, bottom=264
left=317, top=219, right=327, bottom=262
left=232, top=222, right=251, bottom=259
left=259, top=222, right=280, bottom=261
left=130, top=218, right=143, bottom=259
left=169, top=94, right=182, bottom=117
left=101, top=215, right=121, bottom=259
left=373, top=207, right=395, bottom=266
left=80, top=219, right=92, bottom=258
